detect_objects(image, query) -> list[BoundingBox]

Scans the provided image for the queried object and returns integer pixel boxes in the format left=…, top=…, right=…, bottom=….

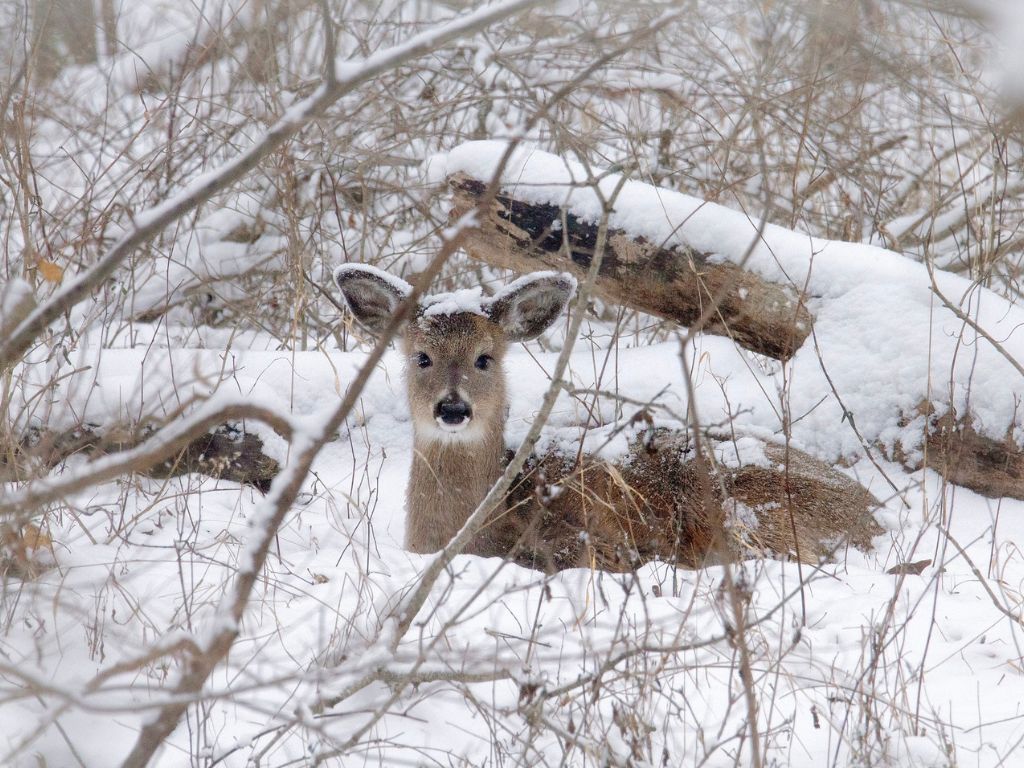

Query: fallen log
left=894, top=406, right=1024, bottom=501
left=2, top=422, right=279, bottom=492
left=449, top=173, right=812, bottom=361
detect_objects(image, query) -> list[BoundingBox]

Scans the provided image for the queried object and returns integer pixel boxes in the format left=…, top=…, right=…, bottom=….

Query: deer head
left=332, top=265, right=575, bottom=445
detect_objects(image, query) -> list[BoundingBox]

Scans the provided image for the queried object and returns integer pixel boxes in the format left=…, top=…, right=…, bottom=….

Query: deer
left=332, top=264, right=882, bottom=572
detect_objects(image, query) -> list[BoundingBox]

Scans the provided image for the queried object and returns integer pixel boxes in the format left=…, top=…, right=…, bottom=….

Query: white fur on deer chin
left=415, top=416, right=486, bottom=444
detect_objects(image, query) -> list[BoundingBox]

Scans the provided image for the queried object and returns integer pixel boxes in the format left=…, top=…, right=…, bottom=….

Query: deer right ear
left=333, top=265, right=412, bottom=336
left=488, top=272, right=576, bottom=342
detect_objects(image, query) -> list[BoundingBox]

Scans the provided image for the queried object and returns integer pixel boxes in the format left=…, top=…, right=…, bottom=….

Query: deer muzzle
left=435, top=395, right=472, bottom=430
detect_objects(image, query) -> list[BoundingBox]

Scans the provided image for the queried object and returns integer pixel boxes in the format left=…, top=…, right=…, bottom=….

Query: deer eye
left=475, top=354, right=493, bottom=371
left=415, top=352, right=432, bottom=368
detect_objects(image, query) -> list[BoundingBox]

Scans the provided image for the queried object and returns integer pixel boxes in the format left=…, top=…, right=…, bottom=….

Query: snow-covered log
left=437, top=142, right=1024, bottom=501
left=448, top=173, right=811, bottom=361
left=913, top=409, right=1024, bottom=502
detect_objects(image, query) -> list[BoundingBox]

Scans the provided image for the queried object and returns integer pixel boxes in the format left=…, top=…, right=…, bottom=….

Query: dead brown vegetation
left=481, top=431, right=882, bottom=572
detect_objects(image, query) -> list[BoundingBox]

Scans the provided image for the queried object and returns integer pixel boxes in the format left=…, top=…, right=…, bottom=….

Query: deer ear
left=333, top=265, right=412, bottom=336
left=488, top=272, right=576, bottom=342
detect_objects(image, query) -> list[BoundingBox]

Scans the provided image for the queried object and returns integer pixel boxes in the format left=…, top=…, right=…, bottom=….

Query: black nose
left=435, top=398, right=472, bottom=425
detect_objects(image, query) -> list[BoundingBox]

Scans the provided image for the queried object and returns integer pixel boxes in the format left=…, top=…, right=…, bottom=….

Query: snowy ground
left=4, top=324, right=1024, bottom=766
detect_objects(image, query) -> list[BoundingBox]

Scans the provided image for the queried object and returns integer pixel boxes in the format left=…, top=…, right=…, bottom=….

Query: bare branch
left=0, top=0, right=543, bottom=371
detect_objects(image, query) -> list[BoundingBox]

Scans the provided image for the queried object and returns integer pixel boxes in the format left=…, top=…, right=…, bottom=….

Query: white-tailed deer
left=333, top=264, right=882, bottom=572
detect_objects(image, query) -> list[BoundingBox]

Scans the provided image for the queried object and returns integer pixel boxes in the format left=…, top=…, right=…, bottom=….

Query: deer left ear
left=488, top=272, right=576, bottom=342
left=333, top=264, right=412, bottom=336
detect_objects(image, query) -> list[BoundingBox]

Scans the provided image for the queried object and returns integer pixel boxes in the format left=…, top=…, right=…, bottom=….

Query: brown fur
left=406, top=433, right=504, bottom=553
left=401, top=312, right=509, bottom=553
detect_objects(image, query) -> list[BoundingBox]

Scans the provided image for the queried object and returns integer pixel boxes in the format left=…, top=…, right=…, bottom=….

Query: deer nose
left=435, top=397, right=472, bottom=426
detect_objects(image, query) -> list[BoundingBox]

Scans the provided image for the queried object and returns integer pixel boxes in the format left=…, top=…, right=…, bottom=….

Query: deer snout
left=435, top=395, right=472, bottom=429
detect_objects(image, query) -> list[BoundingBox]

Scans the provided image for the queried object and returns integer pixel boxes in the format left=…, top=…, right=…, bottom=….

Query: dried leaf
left=20, top=523, right=53, bottom=551
left=887, top=558, right=931, bottom=576
left=1, top=523, right=54, bottom=580
left=38, top=259, right=63, bottom=283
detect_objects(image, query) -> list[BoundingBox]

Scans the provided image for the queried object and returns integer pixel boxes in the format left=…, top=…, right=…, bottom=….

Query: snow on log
left=898, top=407, right=1024, bottom=501
left=448, top=173, right=811, bottom=361
left=437, top=142, right=1024, bottom=501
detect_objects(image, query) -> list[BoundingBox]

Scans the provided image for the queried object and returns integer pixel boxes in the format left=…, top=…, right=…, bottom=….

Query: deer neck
left=405, top=423, right=505, bottom=553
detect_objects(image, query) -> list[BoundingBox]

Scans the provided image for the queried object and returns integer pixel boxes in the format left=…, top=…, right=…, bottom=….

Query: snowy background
left=4, top=1, right=1024, bottom=766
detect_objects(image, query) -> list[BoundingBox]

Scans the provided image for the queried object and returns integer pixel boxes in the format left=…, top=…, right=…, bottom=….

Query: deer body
left=334, top=265, right=882, bottom=571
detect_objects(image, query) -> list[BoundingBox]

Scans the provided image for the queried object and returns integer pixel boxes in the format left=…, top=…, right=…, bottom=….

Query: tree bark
left=911, top=409, right=1024, bottom=502
left=449, top=173, right=812, bottom=361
